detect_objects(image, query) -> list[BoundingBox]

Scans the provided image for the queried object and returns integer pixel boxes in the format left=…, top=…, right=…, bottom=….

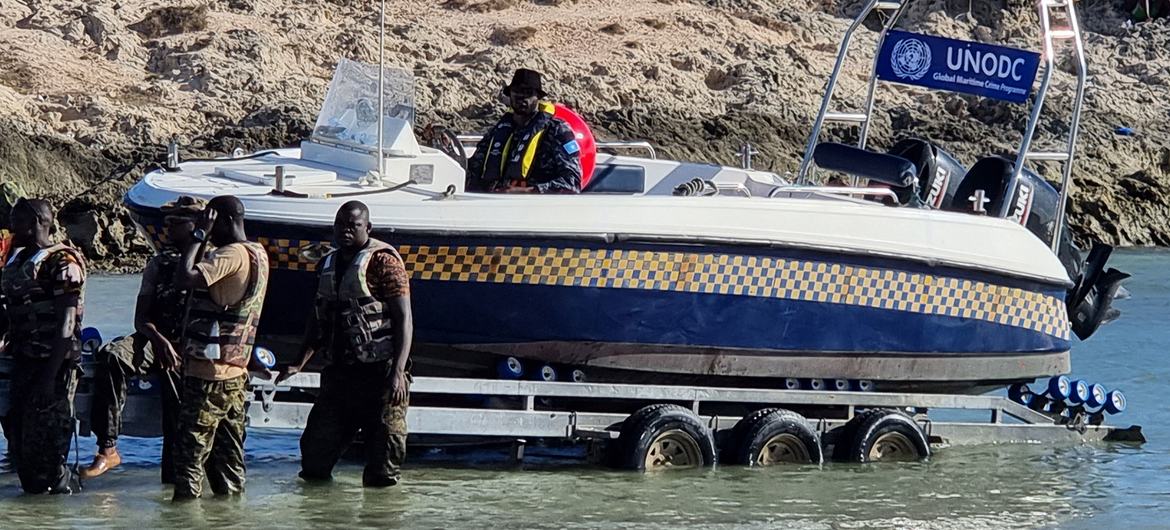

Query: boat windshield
left=311, top=58, right=416, bottom=151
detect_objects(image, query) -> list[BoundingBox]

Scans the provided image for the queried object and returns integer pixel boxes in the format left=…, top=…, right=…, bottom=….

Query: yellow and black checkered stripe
left=242, top=238, right=1070, bottom=340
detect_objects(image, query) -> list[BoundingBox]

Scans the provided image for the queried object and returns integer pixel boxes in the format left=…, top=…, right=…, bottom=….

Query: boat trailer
left=0, top=366, right=1144, bottom=470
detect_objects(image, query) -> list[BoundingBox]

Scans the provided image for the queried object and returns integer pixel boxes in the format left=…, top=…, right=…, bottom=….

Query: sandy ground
left=0, top=0, right=1166, bottom=269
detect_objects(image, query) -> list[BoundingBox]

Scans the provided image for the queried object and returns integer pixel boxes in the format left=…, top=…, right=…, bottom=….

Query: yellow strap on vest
left=520, top=102, right=557, bottom=179
left=497, top=133, right=513, bottom=178
left=520, top=130, right=545, bottom=179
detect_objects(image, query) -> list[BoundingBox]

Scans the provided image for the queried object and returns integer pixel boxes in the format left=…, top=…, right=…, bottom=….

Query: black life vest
left=183, top=242, right=270, bottom=368
left=478, top=102, right=557, bottom=189
left=149, top=249, right=188, bottom=343
left=314, top=239, right=404, bottom=365
left=0, top=244, right=86, bottom=360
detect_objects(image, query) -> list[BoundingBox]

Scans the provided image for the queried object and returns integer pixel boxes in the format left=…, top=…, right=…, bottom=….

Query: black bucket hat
left=504, top=68, right=548, bottom=98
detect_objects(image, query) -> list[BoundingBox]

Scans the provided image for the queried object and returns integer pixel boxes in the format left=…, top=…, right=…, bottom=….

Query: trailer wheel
left=836, top=409, right=930, bottom=463
left=730, top=408, right=822, bottom=466
left=617, top=404, right=717, bottom=471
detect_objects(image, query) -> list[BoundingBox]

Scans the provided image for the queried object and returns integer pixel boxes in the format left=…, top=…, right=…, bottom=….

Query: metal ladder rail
left=857, top=2, right=912, bottom=151
left=796, top=0, right=900, bottom=184
left=1001, top=0, right=1088, bottom=250
left=1047, top=0, right=1088, bottom=251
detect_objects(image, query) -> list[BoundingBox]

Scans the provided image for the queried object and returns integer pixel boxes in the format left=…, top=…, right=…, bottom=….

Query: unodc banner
left=876, top=30, right=1041, bottom=104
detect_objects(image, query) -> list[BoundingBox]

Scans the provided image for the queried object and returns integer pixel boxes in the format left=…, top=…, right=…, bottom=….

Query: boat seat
left=583, top=164, right=645, bottom=194
left=813, top=142, right=918, bottom=189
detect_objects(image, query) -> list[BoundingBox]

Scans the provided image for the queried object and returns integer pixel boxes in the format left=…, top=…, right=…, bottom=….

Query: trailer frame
left=1, top=367, right=1141, bottom=468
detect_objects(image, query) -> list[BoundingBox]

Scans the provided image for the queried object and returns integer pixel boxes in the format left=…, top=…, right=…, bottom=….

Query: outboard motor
left=1067, top=243, right=1130, bottom=340
left=945, top=156, right=1059, bottom=242
left=946, top=155, right=1129, bottom=340
left=887, top=138, right=966, bottom=209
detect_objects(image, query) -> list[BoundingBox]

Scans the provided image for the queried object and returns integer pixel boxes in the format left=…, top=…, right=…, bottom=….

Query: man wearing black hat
left=465, top=68, right=582, bottom=194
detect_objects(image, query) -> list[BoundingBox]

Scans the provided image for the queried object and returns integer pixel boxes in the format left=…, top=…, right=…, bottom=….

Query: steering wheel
left=420, top=124, right=468, bottom=170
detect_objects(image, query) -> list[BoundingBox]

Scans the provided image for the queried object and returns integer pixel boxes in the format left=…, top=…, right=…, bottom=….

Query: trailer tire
left=722, top=407, right=779, bottom=463
left=730, top=408, right=822, bottom=466
left=830, top=409, right=884, bottom=462
left=617, top=404, right=717, bottom=471
left=837, top=409, right=930, bottom=463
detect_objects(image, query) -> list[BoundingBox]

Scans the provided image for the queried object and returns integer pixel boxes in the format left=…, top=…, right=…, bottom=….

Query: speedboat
left=123, top=0, right=1124, bottom=393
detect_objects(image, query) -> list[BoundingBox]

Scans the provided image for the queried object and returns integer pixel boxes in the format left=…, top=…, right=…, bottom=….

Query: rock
left=61, top=209, right=108, bottom=259
left=0, top=181, right=27, bottom=227
left=489, top=26, right=537, bottom=45
left=600, top=23, right=627, bottom=35
left=128, top=6, right=209, bottom=39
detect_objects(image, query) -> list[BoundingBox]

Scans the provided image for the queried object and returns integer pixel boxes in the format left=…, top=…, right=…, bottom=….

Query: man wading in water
left=0, top=199, right=86, bottom=494
left=171, top=195, right=270, bottom=500
left=279, top=200, right=413, bottom=487
left=80, top=197, right=204, bottom=481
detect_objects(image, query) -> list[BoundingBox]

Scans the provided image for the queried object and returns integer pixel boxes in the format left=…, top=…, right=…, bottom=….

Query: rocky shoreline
left=1, top=0, right=1167, bottom=271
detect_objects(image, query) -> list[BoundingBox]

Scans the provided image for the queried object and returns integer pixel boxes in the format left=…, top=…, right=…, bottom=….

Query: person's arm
left=532, top=121, right=582, bottom=194
left=174, top=209, right=217, bottom=290
left=386, top=295, right=412, bottom=405
left=34, top=254, right=83, bottom=400
left=277, top=271, right=325, bottom=383
left=134, top=259, right=180, bottom=370
left=369, top=252, right=413, bottom=405
left=465, top=131, right=493, bottom=192
left=0, top=283, right=9, bottom=352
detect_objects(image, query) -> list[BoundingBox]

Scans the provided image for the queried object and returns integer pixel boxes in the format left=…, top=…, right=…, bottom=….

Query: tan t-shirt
left=187, top=243, right=252, bottom=381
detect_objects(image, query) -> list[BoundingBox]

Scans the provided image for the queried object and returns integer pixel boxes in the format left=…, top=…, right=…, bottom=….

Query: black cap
left=504, top=68, right=548, bottom=98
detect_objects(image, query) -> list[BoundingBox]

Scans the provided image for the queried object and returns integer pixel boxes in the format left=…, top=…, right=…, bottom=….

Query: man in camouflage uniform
left=80, top=197, right=204, bottom=481
left=0, top=198, right=86, bottom=494
left=279, top=200, right=413, bottom=487
left=170, top=195, right=269, bottom=500
left=465, top=68, right=583, bottom=194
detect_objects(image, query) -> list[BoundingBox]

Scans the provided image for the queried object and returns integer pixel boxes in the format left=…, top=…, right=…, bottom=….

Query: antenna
left=376, top=0, right=386, bottom=182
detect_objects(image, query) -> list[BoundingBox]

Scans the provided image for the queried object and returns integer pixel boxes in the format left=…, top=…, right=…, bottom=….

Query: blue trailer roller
left=832, top=379, right=851, bottom=391
left=253, top=346, right=277, bottom=369
left=531, top=364, right=557, bottom=382
left=1085, top=383, right=1108, bottom=409
left=1104, top=390, right=1126, bottom=415
left=1046, top=375, right=1071, bottom=400
left=784, top=378, right=801, bottom=390
left=803, top=379, right=826, bottom=391
left=570, top=369, right=587, bottom=383
left=1008, top=383, right=1034, bottom=406
left=80, top=327, right=103, bottom=355
left=1068, top=379, right=1090, bottom=405
left=496, top=357, right=524, bottom=379
left=852, top=380, right=875, bottom=392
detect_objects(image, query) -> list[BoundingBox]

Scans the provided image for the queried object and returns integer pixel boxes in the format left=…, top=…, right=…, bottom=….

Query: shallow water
left=1, top=250, right=1168, bottom=529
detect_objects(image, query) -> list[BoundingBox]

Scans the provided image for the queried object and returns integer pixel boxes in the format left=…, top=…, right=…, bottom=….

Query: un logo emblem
left=890, top=38, right=931, bottom=80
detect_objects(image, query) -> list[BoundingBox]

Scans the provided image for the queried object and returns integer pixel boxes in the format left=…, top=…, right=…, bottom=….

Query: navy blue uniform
left=466, top=105, right=582, bottom=194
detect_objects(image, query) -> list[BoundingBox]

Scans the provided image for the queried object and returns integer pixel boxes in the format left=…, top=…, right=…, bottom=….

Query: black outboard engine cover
left=887, top=138, right=966, bottom=209
left=946, top=156, right=1060, bottom=245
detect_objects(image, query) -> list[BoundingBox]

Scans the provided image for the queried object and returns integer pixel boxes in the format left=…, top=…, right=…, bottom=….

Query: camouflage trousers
left=3, top=358, right=80, bottom=494
left=172, top=374, right=248, bottom=500
left=90, top=333, right=181, bottom=483
left=300, top=362, right=408, bottom=487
